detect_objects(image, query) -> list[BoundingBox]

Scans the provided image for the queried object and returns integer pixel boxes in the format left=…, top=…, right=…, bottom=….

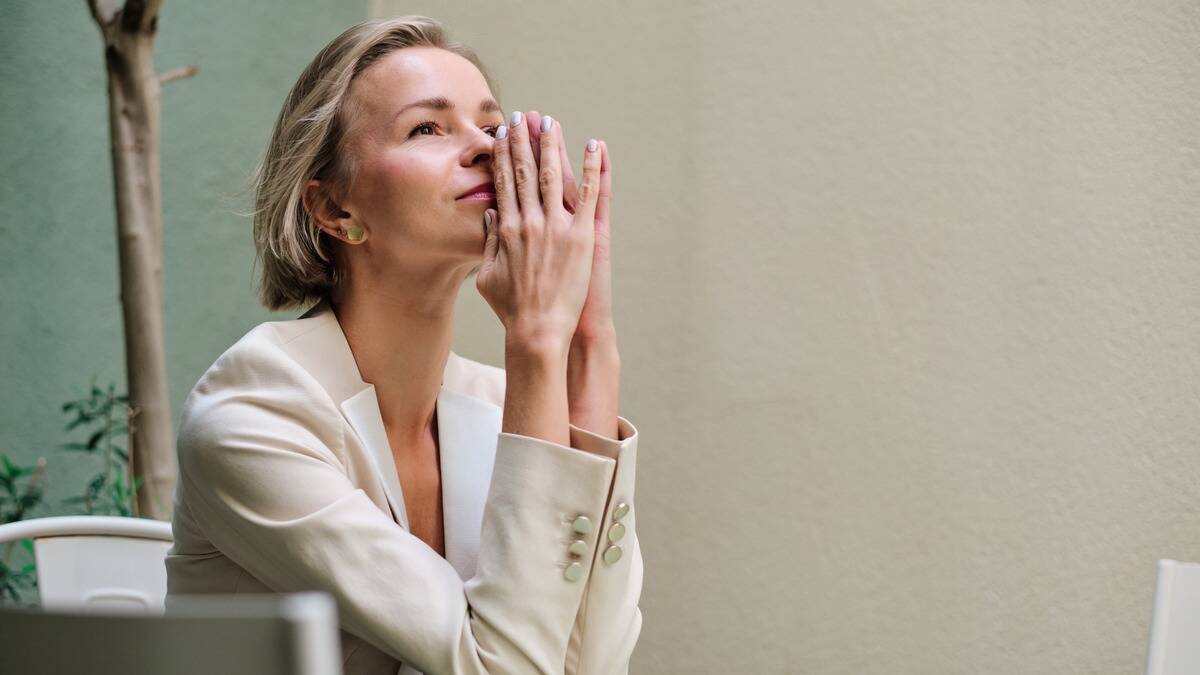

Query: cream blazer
left=165, top=298, right=642, bottom=675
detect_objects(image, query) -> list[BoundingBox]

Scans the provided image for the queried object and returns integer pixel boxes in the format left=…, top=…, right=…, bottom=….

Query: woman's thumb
left=481, top=209, right=499, bottom=264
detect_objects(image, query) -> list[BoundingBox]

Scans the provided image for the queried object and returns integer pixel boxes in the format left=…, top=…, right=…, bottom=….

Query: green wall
left=0, top=2, right=367, bottom=509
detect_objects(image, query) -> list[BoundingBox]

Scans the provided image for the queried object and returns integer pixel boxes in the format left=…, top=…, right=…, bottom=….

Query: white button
left=564, top=562, right=584, bottom=581
left=572, top=515, right=593, bottom=534
left=613, top=502, right=630, bottom=521
left=603, top=545, right=623, bottom=565
left=607, top=522, right=626, bottom=543
left=568, top=539, right=588, bottom=557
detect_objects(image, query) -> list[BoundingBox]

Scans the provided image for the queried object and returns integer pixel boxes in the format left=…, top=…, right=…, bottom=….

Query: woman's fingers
left=556, top=121, right=578, bottom=215
left=491, top=123, right=519, bottom=228
left=573, top=138, right=603, bottom=228
left=527, top=111, right=577, bottom=215
left=538, top=115, right=563, bottom=220
left=481, top=209, right=500, bottom=265
left=526, top=110, right=544, bottom=166
left=476, top=115, right=601, bottom=346
left=506, top=111, right=542, bottom=215
left=596, top=140, right=611, bottom=224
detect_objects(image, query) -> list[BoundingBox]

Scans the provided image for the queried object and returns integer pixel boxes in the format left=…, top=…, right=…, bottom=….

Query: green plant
left=60, top=381, right=142, bottom=517
left=0, top=380, right=145, bottom=605
left=0, top=538, right=37, bottom=604
left=0, top=453, right=47, bottom=602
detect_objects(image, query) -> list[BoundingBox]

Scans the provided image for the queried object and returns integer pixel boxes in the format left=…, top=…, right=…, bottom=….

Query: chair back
left=0, top=592, right=342, bottom=675
left=1145, top=559, right=1200, bottom=675
left=0, top=516, right=173, bottom=612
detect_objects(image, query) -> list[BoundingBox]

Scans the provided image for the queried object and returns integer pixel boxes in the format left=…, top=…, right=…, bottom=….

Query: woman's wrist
left=502, top=335, right=571, bottom=446
left=567, top=338, right=621, bottom=439
left=568, top=338, right=620, bottom=376
left=568, top=328, right=620, bottom=387
left=570, top=322, right=618, bottom=353
left=505, top=316, right=575, bottom=360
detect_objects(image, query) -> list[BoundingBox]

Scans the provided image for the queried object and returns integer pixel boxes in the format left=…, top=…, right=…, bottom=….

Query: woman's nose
left=464, top=129, right=493, bottom=165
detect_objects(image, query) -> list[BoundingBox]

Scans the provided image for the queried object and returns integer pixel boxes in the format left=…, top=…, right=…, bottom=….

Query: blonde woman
left=165, top=15, right=642, bottom=675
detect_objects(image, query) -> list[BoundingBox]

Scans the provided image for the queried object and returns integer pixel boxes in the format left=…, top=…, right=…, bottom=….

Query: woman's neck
left=329, top=267, right=466, bottom=447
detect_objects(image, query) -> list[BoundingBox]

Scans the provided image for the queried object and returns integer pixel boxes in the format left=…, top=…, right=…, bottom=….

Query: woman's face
left=328, top=47, right=504, bottom=272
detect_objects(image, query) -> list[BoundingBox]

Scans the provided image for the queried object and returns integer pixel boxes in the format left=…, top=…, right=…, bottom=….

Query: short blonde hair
left=250, top=15, right=494, bottom=312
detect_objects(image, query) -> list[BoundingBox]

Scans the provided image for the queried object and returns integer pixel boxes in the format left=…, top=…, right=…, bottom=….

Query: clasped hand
left=475, top=110, right=615, bottom=351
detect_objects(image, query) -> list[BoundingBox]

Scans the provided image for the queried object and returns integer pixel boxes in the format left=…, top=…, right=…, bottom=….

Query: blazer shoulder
left=178, top=322, right=342, bottom=459
left=186, top=309, right=334, bottom=397
left=187, top=321, right=315, bottom=393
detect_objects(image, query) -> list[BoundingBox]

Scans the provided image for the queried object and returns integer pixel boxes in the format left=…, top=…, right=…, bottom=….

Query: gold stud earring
left=345, top=225, right=363, bottom=241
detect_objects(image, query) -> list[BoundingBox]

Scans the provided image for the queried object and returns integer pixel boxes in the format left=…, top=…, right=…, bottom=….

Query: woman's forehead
left=356, top=48, right=490, bottom=109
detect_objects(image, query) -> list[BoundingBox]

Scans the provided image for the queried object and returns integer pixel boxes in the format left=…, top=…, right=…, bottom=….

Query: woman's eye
left=408, top=122, right=501, bottom=138
left=409, top=121, right=437, bottom=137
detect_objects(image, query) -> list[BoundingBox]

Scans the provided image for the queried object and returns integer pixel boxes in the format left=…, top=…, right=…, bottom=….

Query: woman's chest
left=388, top=433, right=446, bottom=556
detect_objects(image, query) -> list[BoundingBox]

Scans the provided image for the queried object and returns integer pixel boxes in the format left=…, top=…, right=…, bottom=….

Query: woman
left=165, top=15, right=642, bottom=675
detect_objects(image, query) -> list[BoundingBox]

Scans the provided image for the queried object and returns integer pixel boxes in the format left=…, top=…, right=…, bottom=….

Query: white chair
left=1145, top=559, right=1200, bottom=675
left=0, top=592, right=342, bottom=675
left=0, top=515, right=173, bottom=612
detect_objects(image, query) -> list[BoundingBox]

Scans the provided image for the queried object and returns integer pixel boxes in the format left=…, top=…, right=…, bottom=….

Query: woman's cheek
left=385, top=153, right=441, bottom=195
left=359, top=157, right=419, bottom=212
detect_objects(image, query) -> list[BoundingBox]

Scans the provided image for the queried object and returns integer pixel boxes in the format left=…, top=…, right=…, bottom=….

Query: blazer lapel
left=436, top=385, right=502, bottom=580
left=283, top=297, right=502, bottom=580
left=340, top=385, right=410, bottom=530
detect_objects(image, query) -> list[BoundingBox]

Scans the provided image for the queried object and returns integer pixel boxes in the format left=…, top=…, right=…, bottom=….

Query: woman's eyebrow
left=393, top=97, right=502, bottom=120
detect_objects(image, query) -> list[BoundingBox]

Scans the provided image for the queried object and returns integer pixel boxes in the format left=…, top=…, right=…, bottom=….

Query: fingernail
left=541, top=115, right=553, bottom=133
left=484, top=211, right=492, bottom=227
left=510, top=110, right=523, bottom=127
left=587, top=138, right=598, bottom=152
left=496, top=124, right=507, bottom=139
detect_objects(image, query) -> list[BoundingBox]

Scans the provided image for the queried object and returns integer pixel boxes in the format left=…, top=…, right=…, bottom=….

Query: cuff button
left=564, top=561, right=584, bottom=582
left=607, top=522, right=626, bottom=543
left=568, top=539, right=588, bottom=557
left=572, top=515, right=593, bottom=535
left=603, top=544, right=623, bottom=565
left=613, top=502, right=630, bottom=521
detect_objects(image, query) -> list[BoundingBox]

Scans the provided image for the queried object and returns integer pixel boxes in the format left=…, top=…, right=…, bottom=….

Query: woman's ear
left=303, top=179, right=365, bottom=243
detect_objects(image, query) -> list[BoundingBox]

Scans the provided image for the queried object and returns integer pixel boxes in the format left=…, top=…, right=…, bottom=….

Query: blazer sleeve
left=564, top=419, right=643, bottom=675
left=174, top=343, right=623, bottom=675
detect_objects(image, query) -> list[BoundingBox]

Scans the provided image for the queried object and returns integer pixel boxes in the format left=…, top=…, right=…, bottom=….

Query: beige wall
left=376, top=2, right=1200, bottom=673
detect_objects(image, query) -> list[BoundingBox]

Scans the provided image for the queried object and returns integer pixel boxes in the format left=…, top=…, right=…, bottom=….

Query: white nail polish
left=587, top=138, right=598, bottom=152
left=541, top=115, right=553, bottom=133
left=496, top=124, right=507, bottom=139
left=510, top=110, right=523, bottom=127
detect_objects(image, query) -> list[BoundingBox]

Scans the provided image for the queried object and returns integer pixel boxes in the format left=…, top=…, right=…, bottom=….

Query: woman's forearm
left=502, top=331, right=572, bottom=448
left=567, top=336, right=621, bottom=440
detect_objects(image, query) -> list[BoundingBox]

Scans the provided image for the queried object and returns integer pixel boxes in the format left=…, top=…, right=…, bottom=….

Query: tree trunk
left=87, top=0, right=191, bottom=520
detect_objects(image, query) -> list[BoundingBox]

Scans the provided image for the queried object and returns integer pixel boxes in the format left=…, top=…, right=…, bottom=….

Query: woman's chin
left=457, top=200, right=495, bottom=238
